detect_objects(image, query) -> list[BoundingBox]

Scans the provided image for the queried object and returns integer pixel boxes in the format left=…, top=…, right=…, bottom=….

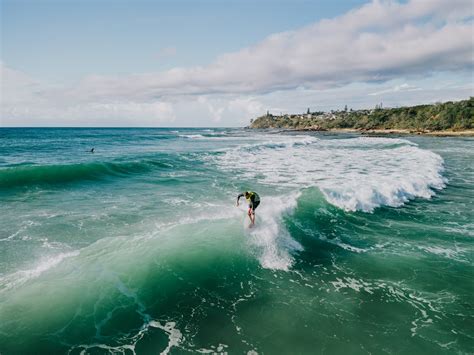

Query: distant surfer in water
left=237, top=191, right=260, bottom=227
left=90, top=148, right=95, bottom=153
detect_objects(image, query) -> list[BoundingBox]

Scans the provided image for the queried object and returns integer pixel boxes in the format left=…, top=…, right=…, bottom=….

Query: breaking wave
left=245, top=193, right=303, bottom=270
left=214, top=135, right=446, bottom=212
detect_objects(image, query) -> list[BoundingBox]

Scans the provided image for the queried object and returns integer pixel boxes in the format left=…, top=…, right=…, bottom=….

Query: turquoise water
left=0, top=128, right=472, bottom=354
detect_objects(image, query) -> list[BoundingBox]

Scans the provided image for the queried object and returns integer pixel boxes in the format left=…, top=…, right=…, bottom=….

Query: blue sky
left=2, top=0, right=368, bottom=81
left=1, top=0, right=473, bottom=126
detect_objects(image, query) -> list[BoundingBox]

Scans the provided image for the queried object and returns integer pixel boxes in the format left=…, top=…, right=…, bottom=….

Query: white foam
left=418, top=245, right=468, bottom=263
left=331, top=277, right=375, bottom=294
left=240, top=135, right=319, bottom=151
left=245, top=193, right=303, bottom=270
left=420, top=246, right=457, bottom=258
left=179, top=134, right=204, bottom=139
left=0, top=250, right=80, bottom=292
left=149, top=321, right=183, bottom=355
left=197, top=344, right=229, bottom=353
left=214, top=135, right=446, bottom=212
left=151, top=198, right=302, bottom=271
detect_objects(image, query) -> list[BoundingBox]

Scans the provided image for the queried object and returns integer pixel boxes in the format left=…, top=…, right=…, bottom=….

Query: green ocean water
left=0, top=128, right=472, bottom=354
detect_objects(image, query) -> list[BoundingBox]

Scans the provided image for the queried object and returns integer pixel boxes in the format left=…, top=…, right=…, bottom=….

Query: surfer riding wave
left=237, top=191, right=260, bottom=227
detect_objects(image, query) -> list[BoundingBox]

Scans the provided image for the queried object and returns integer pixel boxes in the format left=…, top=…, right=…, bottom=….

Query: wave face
left=0, top=159, right=173, bottom=188
left=245, top=193, right=303, bottom=270
left=0, top=128, right=472, bottom=355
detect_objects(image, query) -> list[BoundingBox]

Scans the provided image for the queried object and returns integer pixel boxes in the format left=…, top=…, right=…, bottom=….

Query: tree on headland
left=249, top=98, right=474, bottom=131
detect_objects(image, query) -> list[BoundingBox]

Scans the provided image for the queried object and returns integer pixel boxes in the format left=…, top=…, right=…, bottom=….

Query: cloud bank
left=1, top=0, right=473, bottom=126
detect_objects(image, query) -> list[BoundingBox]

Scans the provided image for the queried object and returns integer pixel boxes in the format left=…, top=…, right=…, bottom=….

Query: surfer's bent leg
left=248, top=205, right=254, bottom=224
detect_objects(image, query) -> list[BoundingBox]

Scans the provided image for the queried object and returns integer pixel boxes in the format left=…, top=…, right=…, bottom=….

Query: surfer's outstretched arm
left=236, top=193, right=244, bottom=207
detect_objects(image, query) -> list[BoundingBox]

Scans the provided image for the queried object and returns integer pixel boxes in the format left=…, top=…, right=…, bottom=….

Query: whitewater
left=0, top=128, right=472, bottom=354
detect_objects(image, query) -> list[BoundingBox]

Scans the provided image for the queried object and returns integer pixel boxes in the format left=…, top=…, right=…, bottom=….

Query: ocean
left=0, top=128, right=472, bottom=354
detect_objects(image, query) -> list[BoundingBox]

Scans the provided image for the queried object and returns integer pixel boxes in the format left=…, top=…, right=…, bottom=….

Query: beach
left=1, top=128, right=473, bottom=354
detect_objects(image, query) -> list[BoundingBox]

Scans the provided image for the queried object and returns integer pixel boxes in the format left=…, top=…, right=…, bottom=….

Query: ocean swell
left=0, top=159, right=173, bottom=188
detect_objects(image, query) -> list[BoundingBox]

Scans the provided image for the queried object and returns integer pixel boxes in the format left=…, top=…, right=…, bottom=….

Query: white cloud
left=0, top=63, right=42, bottom=105
left=197, top=96, right=225, bottom=122
left=368, top=83, right=421, bottom=96
left=61, top=0, right=472, bottom=100
left=1, top=0, right=473, bottom=126
left=0, top=64, right=176, bottom=126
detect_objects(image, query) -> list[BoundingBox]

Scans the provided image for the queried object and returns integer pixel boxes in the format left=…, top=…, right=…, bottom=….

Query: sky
left=1, top=0, right=473, bottom=127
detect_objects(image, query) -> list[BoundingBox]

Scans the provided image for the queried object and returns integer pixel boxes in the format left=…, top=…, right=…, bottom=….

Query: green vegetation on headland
left=249, top=97, right=474, bottom=135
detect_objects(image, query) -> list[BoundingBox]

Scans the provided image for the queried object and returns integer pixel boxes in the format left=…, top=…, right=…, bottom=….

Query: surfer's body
left=237, top=191, right=260, bottom=227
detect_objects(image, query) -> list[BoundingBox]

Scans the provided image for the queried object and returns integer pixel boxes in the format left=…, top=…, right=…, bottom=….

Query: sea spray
left=215, top=135, right=446, bottom=212
left=245, top=193, right=303, bottom=270
left=0, top=250, right=80, bottom=292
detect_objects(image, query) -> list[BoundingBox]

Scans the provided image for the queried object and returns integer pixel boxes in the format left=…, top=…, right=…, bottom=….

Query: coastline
left=248, top=98, right=473, bottom=136
left=295, top=127, right=474, bottom=137
left=267, top=127, right=474, bottom=137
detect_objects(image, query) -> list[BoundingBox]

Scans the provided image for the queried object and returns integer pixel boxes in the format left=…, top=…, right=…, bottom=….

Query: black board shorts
left=249, top=200, right=260, bottom=212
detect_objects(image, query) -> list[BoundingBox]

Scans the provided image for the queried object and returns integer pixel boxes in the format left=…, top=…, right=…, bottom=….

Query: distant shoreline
left=249, top=97, right=474, bottom=136
left=292, top=127, right=474, bottom=137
